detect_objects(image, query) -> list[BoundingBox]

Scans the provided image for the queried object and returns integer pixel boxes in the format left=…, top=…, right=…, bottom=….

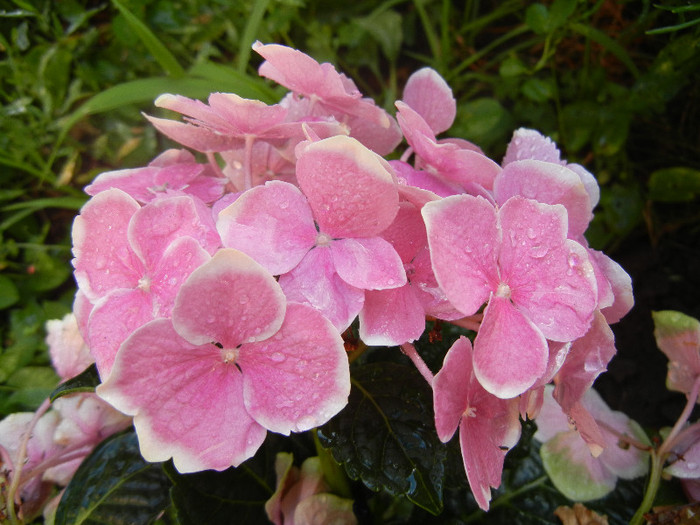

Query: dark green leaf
left=525, top=4, right=551, bottom=35
left=167, top=442, right=277, bottom=525
left=50, top=363, right=101, bottom=401
left=0, top=274, right=19, bottom=309
left=648, top=167, right=700, bottom=202
left=318, top=362, right=445, bottom=515
left=55, top=430, right=171, bottom=525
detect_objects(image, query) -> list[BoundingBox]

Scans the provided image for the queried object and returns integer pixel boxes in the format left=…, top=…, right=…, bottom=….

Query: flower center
left=316, top=232, right=333, bottom=247
left=495, top=282, right=511, bottom=299
left=137, top=275, right=151, bottom=292
left=465, top=406, right=477, bottom=418
left=221, top=347, right=239, bottom=365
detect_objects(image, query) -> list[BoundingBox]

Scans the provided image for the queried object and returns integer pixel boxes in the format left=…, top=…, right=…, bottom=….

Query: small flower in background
left=265, top=452, right=356, bottom=525
left=534, top=385, right=649, bottom=502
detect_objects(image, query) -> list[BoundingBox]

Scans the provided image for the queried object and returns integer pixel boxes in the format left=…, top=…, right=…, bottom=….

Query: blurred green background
left=0, top=0, right=698, bottom=428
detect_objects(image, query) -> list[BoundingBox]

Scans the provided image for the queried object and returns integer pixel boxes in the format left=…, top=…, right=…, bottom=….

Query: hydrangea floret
left=8, top=42, right=656, bottom=521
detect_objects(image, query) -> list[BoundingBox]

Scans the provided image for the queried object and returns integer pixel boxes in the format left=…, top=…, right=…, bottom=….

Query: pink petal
left=422, top=195, right=499, bottom=315
left=293, top=493, right=357, bottom=525
left=206, top=93, right=288, bottom=135
left=87, top=288, right=154, bottom=379
left=172, top=249, right=286, bottom=348
left=128, top=195, right=219, bottom=266
left=342, top=111, right=403, bottom=156
left=216, top=181, right=317, bottom=274
left=279, top=247, right=364, bottom=332
left=239, top=302, right=349, bottom=434
left=401, top=67, right=456, bottom=135
left=473, top=296, right=549, bottom=398
left=433, top=336, right=473, bottom=442
left=498, top=197, right=597, bottom=342
left=85, top=166, right=161, bottom=201
left=410, top=247, right=463, bottom=321
left=149, top=236, right=211, bottom=316
left=379, top=201, right=428, bottom=263
left=97, top=319, right=267, bottom=472
left=146, top=115, right=244, bottom=152
left=590, top=250, right=634, bottom=324
left=359, top=285, right=426, bottom=346
left=653, top=311, right=700, bottom=395
left=494, top=160, right=593, bottom=239
left=502, top=128, right=562, bottom=166
left=46, top=313, right=93, bottom=381
left=390, top=159, right=461, bottom=198
left=296, top=136, right=399, bottom=238
left=331, top=237, right=406, bottom=290
left=553, top=311, right=616, bottom=414
left=72, top=189, right=143, bottom=301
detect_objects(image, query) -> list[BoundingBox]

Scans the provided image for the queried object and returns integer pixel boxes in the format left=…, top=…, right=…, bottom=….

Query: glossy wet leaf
left=167, top=440, right=277, bottom=525
left=50, top=364, right=101, bottom=401
left=318, top=361, right=445, bottom=515
left=55, top=430, right=171, bottom=525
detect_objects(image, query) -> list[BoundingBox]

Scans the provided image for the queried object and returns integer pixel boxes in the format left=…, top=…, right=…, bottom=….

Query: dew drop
left=526, top=227, right=536, bottom=239
left=279, top=200, right=289, bottom=210
left=530, top=244, right=548, bottom=258
left=270, top=352, right=285, bottom=363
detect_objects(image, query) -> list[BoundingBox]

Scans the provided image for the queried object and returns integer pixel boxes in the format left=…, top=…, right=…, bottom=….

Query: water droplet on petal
left=239, top=295, right=249, bottom=304
left=526, top=227, right=536, bottom=239
left=270, top=352, right=285, bottom=363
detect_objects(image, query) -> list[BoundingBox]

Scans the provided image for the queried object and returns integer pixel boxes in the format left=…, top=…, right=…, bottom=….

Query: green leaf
left=648, top=167, right=700, bottom=202
left=55, top=430, right=171, bottom=525
left=652, top=310, right=700, bottom=339
left=111, top=0, right=184, bottom=78
left=355, top=10, right=403, bottom=63
left=548, top=0, right=577, bottom=29
left=0, top=274, right=19, bottom=309
left=318, top=362, right=445, bottom=515
left=569, top=22, right=640, bottom=78
left=525, top=4, right=551, bottom=35
left=50, top=364, right=101, bottom=402
left=187, top=61, right=280, bottom=103
left=522, top=77, right=555, bottom=102
left=451, top=98, right=513, bottom=150
left=167, top=444, right=276, bottom=525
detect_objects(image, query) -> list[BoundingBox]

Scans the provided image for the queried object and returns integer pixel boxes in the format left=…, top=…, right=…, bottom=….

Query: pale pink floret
left=402, top=67, right=456, bottom=135
left=97, top=249, right=350, bottom=473
left=395, top=101, right=502, bottom=192
left=253, top=42, right=401, bottom=155
left=588, top=250, right=634, bottom=324
left=535, top=385, right=649, bottom=501
left=218, top=136, right=405, bottom=331
left=45, top=313, right=93, bottom=381
left=652, top=310, right=700, bottom=396
left=423, top=194, right=598, bottom=398
left=85, top=149, right=224, bottom=204
left=72, top=189, right=215, bottom=377
left=433, top=336, right=521, bottom=511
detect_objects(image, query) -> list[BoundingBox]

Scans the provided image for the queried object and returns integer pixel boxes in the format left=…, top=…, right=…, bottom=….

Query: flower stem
left=400, top=342, right=433, bottom=386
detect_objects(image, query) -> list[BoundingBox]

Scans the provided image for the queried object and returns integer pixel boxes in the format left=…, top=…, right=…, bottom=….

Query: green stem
left=630, top=449, right=663, bottom=525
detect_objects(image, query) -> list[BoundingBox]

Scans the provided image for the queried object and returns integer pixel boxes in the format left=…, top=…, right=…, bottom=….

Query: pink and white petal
left=534, top=385, right=575, bottom=442
left=437, top=146, right=502, bottom=192
left=502, top=128, right=562, bottom=166
left=279, top=248, right=364, bottom=332
left=391, top=160, right=460, bottom=199
left=72, top=189, right=142, bottom=301
left=97, top=319, right=267, bottom=472
left=401, top=67, right=456, bottom=135
left=432, top=336, right=473, bottom=442
left=568, top=163, right=600, bottom=209
left=173, top=249, right=286, bottom=348
left=296, top=136, right=399, bottom=238
left=422, top=194, right=499, bottom=316
left=410, top=247, right=463, bottom=321
left=331, top=237, right=406, bottom=290
left=85, top=166, right=160, bottom=201
left=145, top=115, right=244, bottom=152
left=499, top=198, right=597, bottom=342
left=293, top=493, right=357, bottom=525
left=87, top=288, right=154, bottom=379
left=568, top=401, right=606, bottom=457
left=216, top=181, right=317, bottom=274
left=129, top=195, right=219, bottom=267
left=589, top=250, right=634, bottom=324
left=207, top=93, right=288, bottom=135
left=459, top=385, right=521, bottom=511
left=343, top=111, right=403, bottom=156
left=473, top=296, right=549, bottom=399
left=154, top=94, right=223, bottom=126
left=666, top=435, right=700, bottom=479
left=150, top=236, right=211, bottom=316
left=493, top=160, right=593, bottom=239
left=46, top=313, right=93, bottom=381
left=239, top=302, right=349, bottom=435
left=359, top=285, right=426, bottom=346
left=553, top=311, right=616, bottom=413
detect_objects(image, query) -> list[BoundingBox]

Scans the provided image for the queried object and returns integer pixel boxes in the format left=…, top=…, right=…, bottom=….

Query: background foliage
left=1, top=0, right=699, bottom=523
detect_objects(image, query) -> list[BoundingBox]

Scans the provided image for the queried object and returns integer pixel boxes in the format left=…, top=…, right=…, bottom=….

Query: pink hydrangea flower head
left=433, top=336, right=521, bottom=511
left=401, top=67, right=456, bottom=135
left=423, top=194, right=598, bottom=398
left=652, top=310, right=700, bottom=396
left=97, top=249, right=351, bottom=473
left=535, top=386, right=649, bottom=502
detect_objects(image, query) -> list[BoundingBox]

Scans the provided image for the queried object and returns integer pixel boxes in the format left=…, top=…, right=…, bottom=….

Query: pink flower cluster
left=66, top=42, right=634, bottom=510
